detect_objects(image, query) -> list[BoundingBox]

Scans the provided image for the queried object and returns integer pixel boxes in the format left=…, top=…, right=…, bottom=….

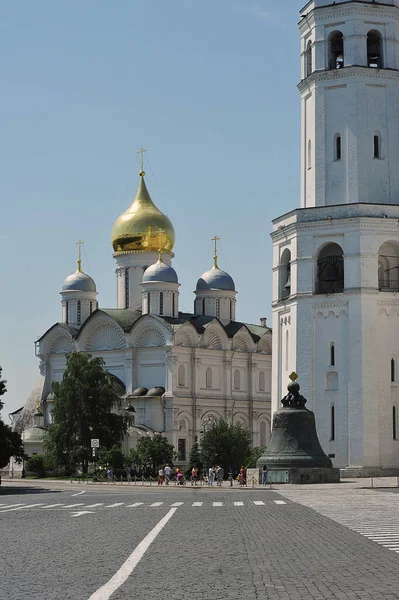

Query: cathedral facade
left=19, top=170, right=272, bottom=463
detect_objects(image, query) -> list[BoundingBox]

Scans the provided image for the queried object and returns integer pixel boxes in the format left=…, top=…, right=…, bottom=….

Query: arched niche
left=328, top=31, right=344, bottom=69
left=367, top=30, right=383, bottom=69
left=378, top=241, right=399, bottom=291
left=315, top=242, right=344, bottom=294
left=279, top=248, right=291, bottom=300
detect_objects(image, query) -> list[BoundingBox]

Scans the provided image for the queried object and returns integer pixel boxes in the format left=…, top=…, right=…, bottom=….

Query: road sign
left=92, top=448, right=97, bottom=457
left=91, top=439, right=99, bottom=448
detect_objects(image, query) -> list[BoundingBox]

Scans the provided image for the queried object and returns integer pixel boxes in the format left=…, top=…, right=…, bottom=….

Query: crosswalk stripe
left=106, top=503, right=124, bottom=508
left=253, top=501, right=265, bottom=506
left=274, top=500, right=286, bottom=505
left=171, top=502, right=184, bottom=507
left=0, top=503, right=25, bottom=509
left=62, top=503, right=85, bottom=508
left=213, top=502, right=223, bottom=507
left=40, top=504, right=65, bottom=508
left=0, top=503, right=44, bottom=513
left=150, top=502, right=163, bottom=507
left=192, top=502, right=203, bottom=507
left=86, top=504, right=104, bottom=508
left=234, top=502, right=244, bottom=506
left=126, top=502, right=143, bottom=508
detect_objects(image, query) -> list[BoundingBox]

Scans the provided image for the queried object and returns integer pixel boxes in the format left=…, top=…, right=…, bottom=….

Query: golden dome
left=111, top=174, right=175, bottom=253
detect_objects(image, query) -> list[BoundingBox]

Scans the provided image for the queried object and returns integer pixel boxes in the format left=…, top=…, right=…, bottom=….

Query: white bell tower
left=272, top=0, right=399, bottom=475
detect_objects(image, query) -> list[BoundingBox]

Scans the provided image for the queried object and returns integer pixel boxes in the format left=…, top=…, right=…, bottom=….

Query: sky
left=0, top=0, right=302, bottom=417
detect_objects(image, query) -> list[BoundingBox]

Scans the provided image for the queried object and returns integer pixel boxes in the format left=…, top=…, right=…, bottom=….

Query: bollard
left=371, top=476, right=374, bottom=488
left=397, top=476, right=399, bottom=488
left=142, top=475, right=144, bottom=486
left=120, top=476, right=123, bottom=485
left=135, top=475, right=137, bottom=486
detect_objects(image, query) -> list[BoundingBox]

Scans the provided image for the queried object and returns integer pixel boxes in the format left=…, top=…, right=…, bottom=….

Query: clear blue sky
left=0, top=0, right=301, bottom=416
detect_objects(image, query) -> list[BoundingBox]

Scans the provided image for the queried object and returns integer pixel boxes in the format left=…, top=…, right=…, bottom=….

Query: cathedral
left=17, top=165, right=272, bottom=464
left=15, top=0, right=399, bottom=476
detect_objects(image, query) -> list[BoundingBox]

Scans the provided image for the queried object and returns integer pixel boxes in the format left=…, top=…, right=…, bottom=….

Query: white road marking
left=62, top=503, right=85, bottom=509
left=253, top=501, right=265, bottom=506
left=86, top=503, right=104, bottom=508
left=0, top=503, right=25, bottom=509
left=149, top=502, right=163, bottom=507
left=213, top=502, right=223, bottom=507
left=40, top=504, right=65, bottom=509
left=0, top=503, right=44, bottom=513
left=171, top=502, right=184, bottom=507
left=106, top=503, right=124, bottom=508
left=234, top=502, right=244, bottom=506
left=71, top=490, right=86, bottom=497
left=71, top=511, right=95, bottom=518
left=274, top=500, right=286, bottom=505
left=87, top=507, right=177, bottom=600
left=192, top=502, right=203, bottom=507
left=126, top=503, right=143, bottom=508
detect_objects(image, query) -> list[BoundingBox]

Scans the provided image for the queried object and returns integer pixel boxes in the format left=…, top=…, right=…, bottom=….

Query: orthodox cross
left=211, top=235, right=220, bottom=267
left=76, top=240, right=84, bottom=272
left=137, top=148, right=147, bottom=175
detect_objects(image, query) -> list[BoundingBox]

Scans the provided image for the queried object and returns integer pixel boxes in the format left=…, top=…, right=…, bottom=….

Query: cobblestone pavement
left=2, top=482, right=399, bottom=599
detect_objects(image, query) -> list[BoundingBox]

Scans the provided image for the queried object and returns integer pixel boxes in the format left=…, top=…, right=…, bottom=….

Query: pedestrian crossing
left=0, top=499, right=285, bottom=513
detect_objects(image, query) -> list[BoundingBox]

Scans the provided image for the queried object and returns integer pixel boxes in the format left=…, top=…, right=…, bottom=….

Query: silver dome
left=143, top=260, right=178, bottom=284
left=62, top=270, right=97, bottom=293
left=196, top=266, right=235, bottom=291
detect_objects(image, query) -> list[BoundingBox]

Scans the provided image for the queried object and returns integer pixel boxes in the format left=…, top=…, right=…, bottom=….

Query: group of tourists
left=157, top=464, right=184, bottom=485
left=154, top=464, right=269, bottom=486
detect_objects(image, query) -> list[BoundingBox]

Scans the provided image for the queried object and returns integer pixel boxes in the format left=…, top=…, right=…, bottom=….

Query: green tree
left=136, top=434, right=174, bottom=473
left=200, top=420, right=252, bottom=474
left=0, top=366, right=25, bottom=470
left=98, top=445, right=125, bottom=472
left=26, top=454, right=46, bottom=477
left=246, top=445, right=267, bottom=468
left=45, top=353, right=132, bottom=474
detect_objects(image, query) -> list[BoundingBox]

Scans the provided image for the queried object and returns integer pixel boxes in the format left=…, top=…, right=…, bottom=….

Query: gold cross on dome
left=211, top=235, right=220, bottom=267
left=76, top=240, right=84, bottom=272
left=137, top=148, right=147, bottom=175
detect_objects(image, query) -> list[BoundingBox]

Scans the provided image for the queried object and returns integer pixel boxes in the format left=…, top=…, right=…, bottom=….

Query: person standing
left=158, top=467, right=164, bottom=485
left=216, top=465, right=223, bottom=486
left=164, top=464, right=171, bottom=485
left=262, top=465, right=268, bottom=485
left=208, top=466, right=214, bottom=486
left=239, top=465, right=246, bottom=486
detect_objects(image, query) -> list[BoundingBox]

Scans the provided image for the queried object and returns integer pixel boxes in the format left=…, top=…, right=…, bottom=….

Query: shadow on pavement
left=0, top=486, right=62, bottom=496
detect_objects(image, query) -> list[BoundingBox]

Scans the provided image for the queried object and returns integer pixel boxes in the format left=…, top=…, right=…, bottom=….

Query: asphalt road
left=1, top=480, right=399, bottom=599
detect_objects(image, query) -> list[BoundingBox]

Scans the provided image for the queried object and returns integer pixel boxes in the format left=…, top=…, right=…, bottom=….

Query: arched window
left=202, top=298, right=205, bottom=316
left=90, top=301, right=93, bottom=315
left=393, top=406, right=397, bottom=440
left=307, top=139, right=312, bottom=169
left=77, top=300, right=81, bottom=325
left=206, top=367, right=212, bottom=389
left=159, top=292, right=164, bottom=316
left=234, top=369, right=240, bottom=390
left=260, top=421, right=267, bottom=446
left=305, top=40, right=312, bottom=77
left=230, top=300, right=233, bottom=321
left=279, top=248, right=291, bottom=300
left=178, top=364, right=185, bottom=387
left=316, top=243, right=344, bottom=294
left=147, top=292, right=151, bottom=314
left=374, top=134, right=381, bottom=159
left=125, top=268, right=130, bottom=309
left=378, top=242, right=399, bottom=291
left=330, top=405, right=335, bottom=440
left=334, top=134, right=342, bottom=161
left=259, top=371, right=265, bottom=392
left=330, top=343, right=335, bottom=367
left=391, top=358, right=396, bottom=383
left=65, top=300, right=69, bottom=325
left=328, top=31, right=344, bottom=69
left=216, top=298, right=220, bottom=319
left=367, top=30, right=383, bottom=68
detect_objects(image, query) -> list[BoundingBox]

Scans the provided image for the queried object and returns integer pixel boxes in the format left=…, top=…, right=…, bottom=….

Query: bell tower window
left=65, top=301, right=69, bottom=325
left=159, top=292, right=164, bottom=316
left=147, top=292, right=151, bottom=314
left=305, top=40, right=312, bottom=77
left=367, top=30, right=383, bottom=69
left=77, top=300, right=81, bottom=325
left=279, top=248, right=291, bottom=300
left=316, top=243, right=344, bottom=294
left=328, top=31, right=344, bottom=70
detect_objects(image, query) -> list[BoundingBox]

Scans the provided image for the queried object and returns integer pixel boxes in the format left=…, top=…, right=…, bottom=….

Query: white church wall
left=136, top=348, right=166, bottom=390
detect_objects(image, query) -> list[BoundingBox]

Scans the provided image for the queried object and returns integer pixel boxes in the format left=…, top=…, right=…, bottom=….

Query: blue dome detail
left=143, top=260, right=178, bottom=284
left=62, top=271, right=97, bottom=293
left=196, top=266, right=235, bottom=292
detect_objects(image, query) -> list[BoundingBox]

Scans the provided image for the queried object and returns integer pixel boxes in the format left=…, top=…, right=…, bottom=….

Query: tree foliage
left=246, top=445, right=267, bottom=468
left=45, top=353, right=132, bottom=473
left=136, top=435, right=175, bottom=473
left=200, top=420, right=252, bottom=473
left=98, top=445, right=125, bottom=472
left=0, top=366, right=25, bottom=469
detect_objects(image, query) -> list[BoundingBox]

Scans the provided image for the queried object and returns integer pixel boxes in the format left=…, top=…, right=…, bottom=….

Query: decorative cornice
left=299, top=66, right=399, bottom=93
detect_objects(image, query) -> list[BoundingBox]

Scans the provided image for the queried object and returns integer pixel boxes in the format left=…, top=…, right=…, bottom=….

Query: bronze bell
left=283, top=272, right=291, bottom=289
